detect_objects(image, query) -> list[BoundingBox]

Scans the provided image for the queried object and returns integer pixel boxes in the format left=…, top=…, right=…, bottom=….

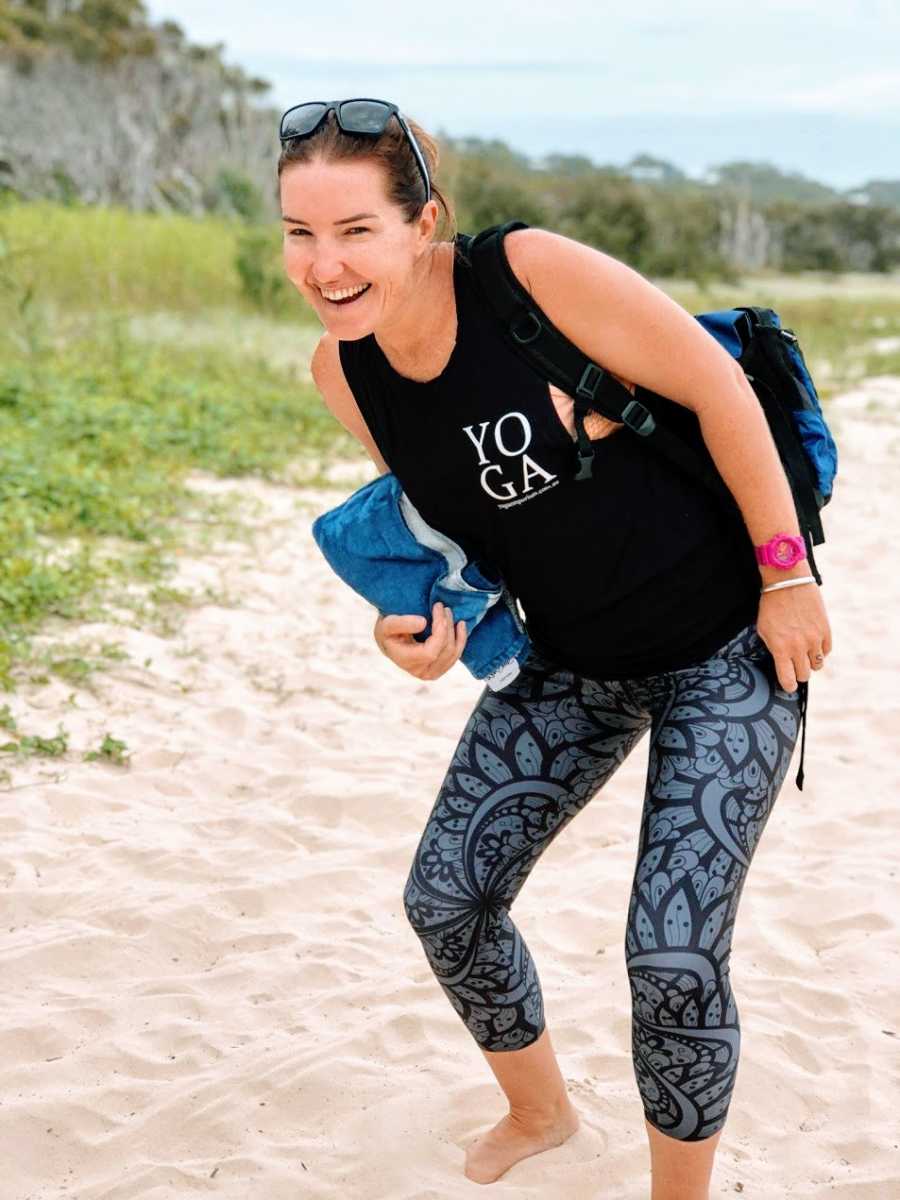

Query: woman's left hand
left=755, top=583, right=832, bottom=693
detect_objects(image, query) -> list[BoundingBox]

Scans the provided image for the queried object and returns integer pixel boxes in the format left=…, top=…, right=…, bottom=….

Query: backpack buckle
left=510, top=312, right=543, bottom=345
left=574, top=450, right=594, bottom=481
left=576, top=362, right=603, bottom=400
left=622, top=400, right=656, bottom=436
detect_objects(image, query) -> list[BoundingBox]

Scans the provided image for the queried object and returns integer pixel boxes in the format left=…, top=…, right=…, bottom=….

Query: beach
left=2, top=380, right=899, bottom=1199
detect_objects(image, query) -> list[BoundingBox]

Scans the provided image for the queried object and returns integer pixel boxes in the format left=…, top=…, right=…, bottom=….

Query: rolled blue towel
left=311, top=472, right=531, bottom=689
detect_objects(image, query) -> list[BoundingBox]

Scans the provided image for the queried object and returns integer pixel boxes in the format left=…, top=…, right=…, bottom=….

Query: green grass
left=661, top=277, right=900, bottom=399
left=0, top=312, right=356, bottom=694
left=0, top=198, right=311, bottom=319
left=1, top=198, right=899, bottom=709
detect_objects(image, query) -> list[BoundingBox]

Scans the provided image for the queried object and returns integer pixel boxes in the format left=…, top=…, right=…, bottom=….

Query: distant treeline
left=441, top=147, right=900, bottom=279
left=2, top=0, right=899, bottom=280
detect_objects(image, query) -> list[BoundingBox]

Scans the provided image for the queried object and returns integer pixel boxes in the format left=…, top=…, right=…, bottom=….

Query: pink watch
left=754, top=532, right=807, bottom=569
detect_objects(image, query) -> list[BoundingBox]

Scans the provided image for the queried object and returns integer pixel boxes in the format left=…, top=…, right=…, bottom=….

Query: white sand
left=2, top=383, right=899, bottom=1199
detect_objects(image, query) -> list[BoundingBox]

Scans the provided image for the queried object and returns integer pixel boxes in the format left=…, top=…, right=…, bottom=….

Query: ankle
left=508, top=1095, right=575, bottom=1130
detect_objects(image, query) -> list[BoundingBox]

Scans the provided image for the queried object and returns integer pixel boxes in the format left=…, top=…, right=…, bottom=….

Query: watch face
left=773, top=536, right=800, bottom=565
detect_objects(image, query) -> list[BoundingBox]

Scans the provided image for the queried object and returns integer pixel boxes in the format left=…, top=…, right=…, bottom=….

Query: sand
left=1, top=381, right=898, bottom=1199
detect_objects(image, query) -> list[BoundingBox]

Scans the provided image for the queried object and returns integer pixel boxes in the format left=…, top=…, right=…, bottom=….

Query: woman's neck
left=373, top=240, right=457, bottom=379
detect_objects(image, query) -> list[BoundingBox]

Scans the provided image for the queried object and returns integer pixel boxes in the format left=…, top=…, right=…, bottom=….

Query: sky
left=146, top=1, right=900, bottom=188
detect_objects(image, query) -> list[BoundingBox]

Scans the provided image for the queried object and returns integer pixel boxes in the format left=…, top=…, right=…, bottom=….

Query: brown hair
left=277, top=108, right=457, bottom=242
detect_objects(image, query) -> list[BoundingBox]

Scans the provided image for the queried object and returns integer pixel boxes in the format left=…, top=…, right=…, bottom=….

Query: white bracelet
left=761, top=575, right=818, bottom=594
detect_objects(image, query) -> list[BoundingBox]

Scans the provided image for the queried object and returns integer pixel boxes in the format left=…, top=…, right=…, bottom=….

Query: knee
left=624, top=946, right=734, bottom=1028
left=403, top=862, right=493, bottom=968
left=402, top=861, right=469, bottom=937
left=402, top=819, right=478, bottom=936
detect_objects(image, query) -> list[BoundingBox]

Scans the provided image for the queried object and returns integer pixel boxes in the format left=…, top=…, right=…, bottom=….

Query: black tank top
left=338, top=236, right=761, bottom=680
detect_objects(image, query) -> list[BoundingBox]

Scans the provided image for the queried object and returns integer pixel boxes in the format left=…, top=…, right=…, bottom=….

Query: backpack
left=457, top=219, right=838, bottom=588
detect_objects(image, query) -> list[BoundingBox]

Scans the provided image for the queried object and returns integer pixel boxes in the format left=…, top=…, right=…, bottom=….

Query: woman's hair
left=277, top=109, right=457, bottom=242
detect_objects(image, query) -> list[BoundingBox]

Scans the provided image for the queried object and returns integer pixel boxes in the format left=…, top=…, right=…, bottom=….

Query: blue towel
left=311, top=472, right=531, bottom=689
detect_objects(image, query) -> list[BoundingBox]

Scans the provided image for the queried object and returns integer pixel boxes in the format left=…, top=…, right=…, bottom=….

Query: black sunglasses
left=278, top=98, right=432, bottom=204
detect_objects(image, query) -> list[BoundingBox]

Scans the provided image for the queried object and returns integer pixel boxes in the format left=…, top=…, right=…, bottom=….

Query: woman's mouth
left=318, top=283, right=372, bottom=307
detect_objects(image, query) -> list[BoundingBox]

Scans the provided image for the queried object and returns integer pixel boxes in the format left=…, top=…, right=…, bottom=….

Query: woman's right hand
left=374, top=602, right=468, bottom=680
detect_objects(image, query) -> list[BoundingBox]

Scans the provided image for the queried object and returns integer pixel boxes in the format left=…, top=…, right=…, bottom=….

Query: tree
left=0, top=0, right=156, bottom=64
left=455, top=159, right=549, bottom=231
left=707, top=160, right=837, bottom=206
left=557, top=171, right=652, bottom=268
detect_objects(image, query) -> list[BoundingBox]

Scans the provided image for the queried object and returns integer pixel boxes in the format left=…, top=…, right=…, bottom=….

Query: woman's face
left=280, top=156, right=437, bottom=338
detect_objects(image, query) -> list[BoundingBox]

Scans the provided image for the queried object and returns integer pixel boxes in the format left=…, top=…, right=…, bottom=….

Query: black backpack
left=457, top=220, right=838, bottom=590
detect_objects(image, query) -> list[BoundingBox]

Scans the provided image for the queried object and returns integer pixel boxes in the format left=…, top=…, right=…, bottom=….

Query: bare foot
left=464, top=1103, right=581, bottom=1184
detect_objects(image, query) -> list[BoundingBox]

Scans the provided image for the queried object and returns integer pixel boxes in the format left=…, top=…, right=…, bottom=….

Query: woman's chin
left=320, top=312, right=376, bottom=339
left=321, top=307, right=378, bottom=338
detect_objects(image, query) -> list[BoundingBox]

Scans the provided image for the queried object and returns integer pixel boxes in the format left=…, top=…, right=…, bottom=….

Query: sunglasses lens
left=281, top=102, right=328, bottom=139
left=338, top=100, right=392, bottom=134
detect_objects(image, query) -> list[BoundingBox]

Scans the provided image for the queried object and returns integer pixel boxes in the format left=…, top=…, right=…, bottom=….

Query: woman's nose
left=309, top=249, right=346, bottom=286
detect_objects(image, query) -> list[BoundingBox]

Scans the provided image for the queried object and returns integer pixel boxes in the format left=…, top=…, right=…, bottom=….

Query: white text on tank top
left=462, top=410, right=560, bottom=509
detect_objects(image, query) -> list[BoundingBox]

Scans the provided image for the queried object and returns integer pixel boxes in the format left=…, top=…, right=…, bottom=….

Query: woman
left=279, top=99, right=832, bottom=1194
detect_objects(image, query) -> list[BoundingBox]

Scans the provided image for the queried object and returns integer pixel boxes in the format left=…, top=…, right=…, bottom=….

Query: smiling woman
left=279, top=97, right=831, bottom=1195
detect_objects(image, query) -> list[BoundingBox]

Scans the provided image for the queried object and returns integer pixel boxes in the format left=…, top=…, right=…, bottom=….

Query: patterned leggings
left=402, top=621, right=802, bottom=1142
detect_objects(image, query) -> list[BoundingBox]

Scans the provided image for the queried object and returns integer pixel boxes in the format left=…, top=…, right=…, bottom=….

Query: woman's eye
left=286, top=227, right=368, bottom=236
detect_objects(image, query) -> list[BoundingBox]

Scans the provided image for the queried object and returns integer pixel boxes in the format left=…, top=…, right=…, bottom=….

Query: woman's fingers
left=773, top=658, right=795, bottom=693
left=375, top=612, right=426, bottom=657
left=378, top=613, right=427, bottom=638
left=418, top=602, right=465, bottom=678
left=377, top=603, right=467, bottom=679
left=773, top=640, right=830, bottom=692
left=756, top=614, right=833, bottom=694
left=808, top=644, right=827, bottom=670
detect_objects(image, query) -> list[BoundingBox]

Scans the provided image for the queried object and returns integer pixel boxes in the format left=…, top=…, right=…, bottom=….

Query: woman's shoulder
left=490, top=225, right=642, bottom=399
left=501, top=225, right=620, bottom=304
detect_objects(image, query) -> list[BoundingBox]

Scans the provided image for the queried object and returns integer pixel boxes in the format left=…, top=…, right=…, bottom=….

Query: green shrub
left=235, top=227, right=288, bottom=310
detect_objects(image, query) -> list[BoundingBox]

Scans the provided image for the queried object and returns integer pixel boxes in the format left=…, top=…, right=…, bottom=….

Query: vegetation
left=439, top=139, right=900, bottom=280
left=1, top=199, right=294, bottom=315
left=0, top=197, right=347, bottom=705
left=0, top=0, right=267, bottom=84
left=0, top=0, right=157, bottom=64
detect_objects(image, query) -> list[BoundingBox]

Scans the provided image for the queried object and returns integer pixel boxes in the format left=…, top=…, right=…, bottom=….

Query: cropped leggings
left=402, top=621, right=803, bottom=1142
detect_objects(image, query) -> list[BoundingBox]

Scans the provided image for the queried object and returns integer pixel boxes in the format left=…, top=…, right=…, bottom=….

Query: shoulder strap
left=459, top=221, right=735, bottom=503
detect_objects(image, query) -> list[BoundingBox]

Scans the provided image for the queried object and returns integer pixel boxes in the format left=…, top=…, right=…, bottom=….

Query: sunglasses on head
left=278, top=98, right=432, bottom=204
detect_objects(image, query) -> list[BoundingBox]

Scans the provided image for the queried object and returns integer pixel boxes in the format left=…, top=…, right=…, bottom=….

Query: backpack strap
left=460, top=221, right=736, bottom=505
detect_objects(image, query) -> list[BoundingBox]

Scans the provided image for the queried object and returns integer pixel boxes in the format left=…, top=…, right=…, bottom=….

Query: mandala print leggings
left=402, top=621, right=803, bottom=1142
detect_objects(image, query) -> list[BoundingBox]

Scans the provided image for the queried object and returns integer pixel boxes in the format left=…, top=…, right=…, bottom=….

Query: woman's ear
left=415, top=198, right=440, bottom=248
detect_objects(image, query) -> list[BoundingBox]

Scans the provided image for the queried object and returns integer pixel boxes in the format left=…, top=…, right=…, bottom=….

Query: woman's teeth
left=320, top=283, right=372, bottom=305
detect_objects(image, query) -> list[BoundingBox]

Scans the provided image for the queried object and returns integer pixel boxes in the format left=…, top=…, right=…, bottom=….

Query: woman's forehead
left=280, top=157, right=389, bottom=207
